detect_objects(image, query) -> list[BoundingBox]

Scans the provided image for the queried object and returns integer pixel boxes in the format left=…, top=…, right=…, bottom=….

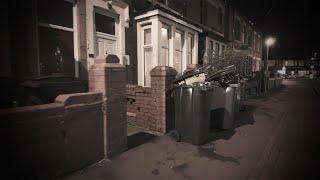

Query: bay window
left=142, top=27, right=153, bottom=86
left=174, top=30, right=183, bottom=75
left=205, top=37, right=227, bottom=64
left=160, top=25, right=170, bottom=66
left=136, top=10, right=201, bottom=86
left=187, top=34, right=194, bottom=65
left=215, top=42, right=220, bottom=57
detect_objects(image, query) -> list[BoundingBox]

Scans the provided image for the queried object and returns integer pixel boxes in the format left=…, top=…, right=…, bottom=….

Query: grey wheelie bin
left=206, top=66, right=239, bottom=130
left=171, top=83, right=214, bottom=145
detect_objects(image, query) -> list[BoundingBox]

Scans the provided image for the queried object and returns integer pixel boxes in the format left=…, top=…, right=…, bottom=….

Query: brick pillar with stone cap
left=88, top=54, right=127, bottom=158
left=150, top=66, right=177, bottom=133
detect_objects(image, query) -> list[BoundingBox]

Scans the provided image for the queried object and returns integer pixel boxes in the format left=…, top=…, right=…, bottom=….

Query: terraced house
left=3, top=0, right=263, bottom=85
left=1, top=0, right=264, bottom=177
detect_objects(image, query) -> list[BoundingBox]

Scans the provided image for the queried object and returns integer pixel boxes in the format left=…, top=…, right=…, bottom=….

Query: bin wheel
left=169, top=130, right=181, bottom=142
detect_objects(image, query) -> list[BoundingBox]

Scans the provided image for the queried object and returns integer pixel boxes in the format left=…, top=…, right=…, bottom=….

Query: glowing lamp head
left=265, top=37, right=276, bottom=46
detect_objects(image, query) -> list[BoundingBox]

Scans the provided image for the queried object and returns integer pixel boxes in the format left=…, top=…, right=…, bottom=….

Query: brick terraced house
left=1, top=0, right=264, bottom=177
left=2, top=0, right=263, bottom=86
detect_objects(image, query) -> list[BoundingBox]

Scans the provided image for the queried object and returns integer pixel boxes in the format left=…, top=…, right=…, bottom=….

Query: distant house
left=3, top=0, right=263, bottom=87
left=268, top=59, right=312, bottom=75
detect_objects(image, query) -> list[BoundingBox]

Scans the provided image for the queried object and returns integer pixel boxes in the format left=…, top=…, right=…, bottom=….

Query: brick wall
left=88, top=55, right=127, bottom=158
left=0, top=92, right=104, bottom=178
left=126, top=66, right=177, bottom=134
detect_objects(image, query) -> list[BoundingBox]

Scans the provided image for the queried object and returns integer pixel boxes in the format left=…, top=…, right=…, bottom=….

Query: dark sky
left=230, top=0, right=320, bottom=59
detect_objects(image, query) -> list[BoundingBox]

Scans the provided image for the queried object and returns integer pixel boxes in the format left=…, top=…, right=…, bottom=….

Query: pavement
left=61, top=79, right=320, bottom=180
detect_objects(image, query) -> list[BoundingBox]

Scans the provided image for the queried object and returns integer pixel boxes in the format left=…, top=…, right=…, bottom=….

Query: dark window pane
left=38, top=0, right=73, bottom=28
left=95, top=13, right=115, bottom=35
left=167, top=0, right=186, bottom=15
left=38, top=27, right=75, bottom=76
left=235, top=19, right=241, bottom=40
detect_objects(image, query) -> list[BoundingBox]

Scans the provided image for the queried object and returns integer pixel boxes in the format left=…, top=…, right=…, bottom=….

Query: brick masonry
left=0, top=92, right=104, bottom=178
left=126, top=66, right=177, bottom=134
left=88, top=55, right=127, bottom=158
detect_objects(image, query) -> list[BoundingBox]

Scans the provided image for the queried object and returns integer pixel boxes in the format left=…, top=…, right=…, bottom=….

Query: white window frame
left=93, top=8, right=119, bottom=58
left=136, top=10, right=202, bottom=87
left=205, top=37, right=227, bottom=64
left=174, top=29, right=184, bottom=75
left=36, top=0, right=79, bottom=77
left=186, top=33, right=195, bottom=65
left=142, top=25, right=153, bottom=86
left=160, top=24, right=170, bottom=66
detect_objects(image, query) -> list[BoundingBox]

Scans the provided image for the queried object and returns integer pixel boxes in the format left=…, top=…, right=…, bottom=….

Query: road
left=62, top=79, right=320, bottom=180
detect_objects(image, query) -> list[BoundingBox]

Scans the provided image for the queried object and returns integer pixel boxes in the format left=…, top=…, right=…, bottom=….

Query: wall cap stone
left=150, top=66, right=177, bottom=77
left=96, top=54, right=120, bottom=64
left=55, top=92, right=103, bottom=106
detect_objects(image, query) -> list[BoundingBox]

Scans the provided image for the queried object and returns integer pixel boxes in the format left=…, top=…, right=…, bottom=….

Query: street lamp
left=263, top=37, right=276, bottom=93
left=265, top=37, right=276, bottom=71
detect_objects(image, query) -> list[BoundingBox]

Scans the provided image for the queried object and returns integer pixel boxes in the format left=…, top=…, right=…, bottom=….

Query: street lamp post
left=264, top=37, right=276, bottom=93
left=265, top=37, right=276, bottom=71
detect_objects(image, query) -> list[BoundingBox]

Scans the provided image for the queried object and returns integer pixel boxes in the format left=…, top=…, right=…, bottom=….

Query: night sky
left=230, top=0, right=320, bottom=60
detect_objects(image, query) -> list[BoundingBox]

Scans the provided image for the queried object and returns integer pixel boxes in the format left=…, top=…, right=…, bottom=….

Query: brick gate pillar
left=88, top=55, right=127, bottom=158
left=150, top=66, right=177, bottom=133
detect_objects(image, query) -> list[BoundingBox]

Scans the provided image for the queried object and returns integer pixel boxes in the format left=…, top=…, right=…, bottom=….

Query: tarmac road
left=62, top=79, right=320, bottom=180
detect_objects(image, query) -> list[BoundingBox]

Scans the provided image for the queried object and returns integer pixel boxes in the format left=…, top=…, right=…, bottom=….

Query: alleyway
left=62, top=79, right=320, bottom=180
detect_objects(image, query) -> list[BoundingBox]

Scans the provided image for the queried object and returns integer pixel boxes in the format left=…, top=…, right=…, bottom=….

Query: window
left=144, top=28, right=152, bottom=45
left=208, top=40, right=214, bottom=63
left=38, top=0, right=73, bottom=28
left=187, top=34, right=194, bottom=65
left=234, top=19, right=241, bottom=41
left=299, top=60, right=304, bottom=66
left=37, top=0, right=75, bottom=76
left=218, top=8, right=224, bottom=29
left=94, top=10, right=118, bottom=57
left=136, top=10, right=200, bottom=86
left=206, top=3, right=215, bottom=29
left=174, top=30, right=183, bottom=74
left=215, top=42, right=220, bottom=57
left=247, top=29, right=253, bottom=47
left=143, top=27, right=153, bottom=86
left=161, top=25, right=170, bottom=66
left=95, top=13, right=115, bottom=35
left=257, top=37, right=262, bottom=52
left=221, top=45, right=225, bottom=55
left=167, top=0, right=186, bottom=15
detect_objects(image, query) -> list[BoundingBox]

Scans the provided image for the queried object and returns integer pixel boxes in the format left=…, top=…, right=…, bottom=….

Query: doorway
left=94, top=9, right=118, bottom=58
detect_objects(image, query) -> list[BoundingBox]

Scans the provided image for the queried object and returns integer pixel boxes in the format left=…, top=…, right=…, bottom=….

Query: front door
left=96, top=33, right=117, bottom=57
left=94, top=11, right=117, bottom=58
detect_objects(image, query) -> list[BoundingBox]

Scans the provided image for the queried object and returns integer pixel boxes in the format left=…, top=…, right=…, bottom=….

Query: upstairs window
left=234, top=19, right=241, bottom=41
left=218, top=8, right=224, bottom=30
